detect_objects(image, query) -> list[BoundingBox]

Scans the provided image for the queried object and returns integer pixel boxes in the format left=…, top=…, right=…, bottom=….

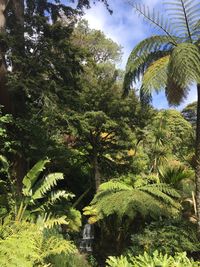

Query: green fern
left=33, top=173, right=64, bottom=200
left=49, top=191, right=75, bottom=205
left=84, top=179, right=181, bottom=223
left=37, top=213, right=69, bottom=229
left=142, top=55, right=169, bottom=93
left=124, top=0, right=200, bottom=105
left=0, top=221, right=77, bottom=267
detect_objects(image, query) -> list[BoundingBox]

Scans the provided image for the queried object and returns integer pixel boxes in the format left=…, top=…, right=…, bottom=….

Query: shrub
left=106, top=251, right=200, bottom=267
left=129, top=219, right=200, bottom=255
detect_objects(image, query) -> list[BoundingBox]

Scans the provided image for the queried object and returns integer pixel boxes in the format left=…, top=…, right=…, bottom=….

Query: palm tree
left=124, top=0, right=200, bottom=232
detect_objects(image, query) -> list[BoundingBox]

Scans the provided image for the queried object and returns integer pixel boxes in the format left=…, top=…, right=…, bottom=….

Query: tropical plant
left=14, top=159, right=76, bottom=227
left=83, top=178, right=181, bottom=223
left=106, top=255, right=132, bottom=267
left=124, top=0, right=200, bottom=230
left=0, top=220, right=77, bottom=267
left=106, top=251, right=200, bottom=267
left=129, top=219, right=200, bottom=255
left=0, top=159, right=81, bottom=231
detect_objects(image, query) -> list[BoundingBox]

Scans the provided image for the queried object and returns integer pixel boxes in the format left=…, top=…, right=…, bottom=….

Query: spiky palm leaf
left=124, top=0, right=200, bottom=105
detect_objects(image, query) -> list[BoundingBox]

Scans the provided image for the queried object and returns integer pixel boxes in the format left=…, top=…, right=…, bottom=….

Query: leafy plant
left=0, top=221, right=77, bottom=267
left=124, top=0, right=200, bottom=230
left=106, top=255, right=132, bottom=267
left=83, top=178, right=181, bottom=223
left=129, top=219, right=200, bottom=255
left=106, top=251, right=200, bottom=267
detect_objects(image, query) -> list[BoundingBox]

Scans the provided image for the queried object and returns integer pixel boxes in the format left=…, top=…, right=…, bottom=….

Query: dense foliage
left=0, top=0, right=200, bottom=266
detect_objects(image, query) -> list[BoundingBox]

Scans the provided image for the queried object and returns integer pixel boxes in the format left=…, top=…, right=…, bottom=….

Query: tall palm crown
left=124, top=0, right=200, bottom=105
left=124, top=0, right=200, bottom=233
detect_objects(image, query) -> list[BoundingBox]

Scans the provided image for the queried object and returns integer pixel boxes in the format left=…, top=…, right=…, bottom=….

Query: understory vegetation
left=1, top=0, right=200, bottom=266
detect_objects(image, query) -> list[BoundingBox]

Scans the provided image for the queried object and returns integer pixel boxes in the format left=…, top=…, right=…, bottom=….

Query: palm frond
left=32, top=173, right=64, bottom=200
left=142, top=55, right=170, bottom=94
left=22, top=159, right=50, bottom=196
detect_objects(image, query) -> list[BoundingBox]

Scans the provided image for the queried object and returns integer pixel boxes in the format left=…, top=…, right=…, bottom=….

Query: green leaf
left=22, top=159, right=50, bottom=196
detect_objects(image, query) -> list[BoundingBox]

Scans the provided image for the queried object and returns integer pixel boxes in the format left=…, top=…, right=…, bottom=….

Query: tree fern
left=84, top=179, right=181, bottom=223
left=166, top=43, right=200, bottom=103
left=124, top=0, right=200, bottom=103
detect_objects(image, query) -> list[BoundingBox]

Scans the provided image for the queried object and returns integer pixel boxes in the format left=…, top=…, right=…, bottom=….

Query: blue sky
left=82, top=0, right=197, bottom=110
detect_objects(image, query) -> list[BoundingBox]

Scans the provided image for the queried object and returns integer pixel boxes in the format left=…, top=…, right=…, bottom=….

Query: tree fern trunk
left=195, top=83, right=200, bottom=234
left=93, top=155, right=101, bottom=192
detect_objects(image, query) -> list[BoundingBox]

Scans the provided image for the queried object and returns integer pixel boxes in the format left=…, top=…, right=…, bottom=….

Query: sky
left=82, top=0, right=197, bottom=110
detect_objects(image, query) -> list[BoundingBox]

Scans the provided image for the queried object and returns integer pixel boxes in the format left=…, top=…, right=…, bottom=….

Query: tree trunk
left=0, top=0, right=12, bottom=113
left=93, top=155, right=101, bottom=192
left=195, top=83, right=200, bottom=233
left=11, top=0, right=24, bottom=55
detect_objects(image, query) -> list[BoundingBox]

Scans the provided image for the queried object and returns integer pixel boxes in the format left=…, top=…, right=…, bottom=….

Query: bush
left=0, top=221, right=79, bottom=267
left=48, top=252, right=91, bottom=267
left=129, top=219, right=200, bottom=255
left=106, top=251, right=200, bottom=267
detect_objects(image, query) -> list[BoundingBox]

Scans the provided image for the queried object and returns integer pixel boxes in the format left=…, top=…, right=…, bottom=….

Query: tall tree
left=123, top=0, right=200, bottom=232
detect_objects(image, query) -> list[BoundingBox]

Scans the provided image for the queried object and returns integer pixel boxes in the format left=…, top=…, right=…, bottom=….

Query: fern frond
left=128, top=1, right=176, bottom=42
left=32, top=173, right=64, bottom=200
left=38, top=213, right=69, bottom=229
left=140, top=184, right=181, bottom=208
left=87, top=180, right=180, bottom=223
left=128, top=35, right=175, bottom=57
left=142, top=55, right=170, bottom=94
left=166, top=42, right=200, bottom=105
left=140, top=183, right=181, bottom=198
left=164, top=0, right=200, bottom=40
left=123, top=35, right=174, bottom=94
left=22, top=159, right=50, bottom=196
left=165, top=79, right=189, bottom=105
left=42, top=235, right=76, bottom=257
left=49, top=191, right=74, bottom=205
left=98, top=180, right=131, bottom=192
